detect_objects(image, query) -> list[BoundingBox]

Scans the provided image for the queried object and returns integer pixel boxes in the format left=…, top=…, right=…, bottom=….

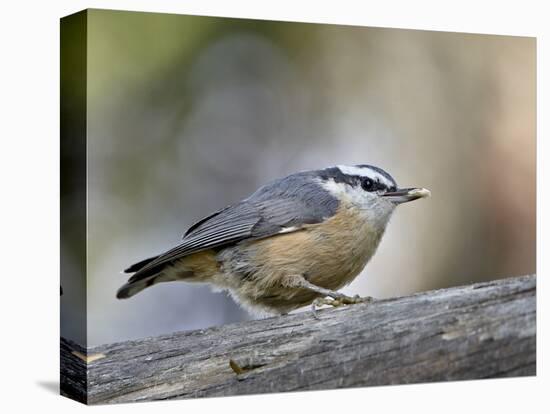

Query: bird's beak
left=381, top=187, right=431, bottom=204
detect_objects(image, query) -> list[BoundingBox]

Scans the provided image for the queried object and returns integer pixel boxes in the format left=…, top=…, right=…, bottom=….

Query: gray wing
left=126, top=202, right=260, bottom=281
left=127, top=173, right=339, bottom=281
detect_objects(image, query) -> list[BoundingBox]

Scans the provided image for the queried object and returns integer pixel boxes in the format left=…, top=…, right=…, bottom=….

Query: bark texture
left=61, top=274, right=536, bottom=404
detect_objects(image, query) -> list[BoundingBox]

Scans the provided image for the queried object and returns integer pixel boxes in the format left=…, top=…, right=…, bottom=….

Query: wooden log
left=61, top=274, right=536, bottom=404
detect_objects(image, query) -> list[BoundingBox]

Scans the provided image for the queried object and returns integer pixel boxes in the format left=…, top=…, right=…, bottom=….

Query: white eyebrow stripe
left=336, top=165, right=394, bottom=188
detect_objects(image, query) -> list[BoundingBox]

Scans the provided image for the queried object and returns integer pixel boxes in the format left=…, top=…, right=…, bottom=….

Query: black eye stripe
left=318, top=166, right=398, bottom=192
left=361, top=177, right=384, bottom=192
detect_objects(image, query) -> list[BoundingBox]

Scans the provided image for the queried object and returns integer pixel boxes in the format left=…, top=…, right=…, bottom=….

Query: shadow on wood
left=61, top=274, right=536, bottom=404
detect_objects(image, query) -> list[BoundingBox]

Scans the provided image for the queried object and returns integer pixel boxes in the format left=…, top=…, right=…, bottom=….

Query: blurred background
left=62, top=9, right=536, bottom=346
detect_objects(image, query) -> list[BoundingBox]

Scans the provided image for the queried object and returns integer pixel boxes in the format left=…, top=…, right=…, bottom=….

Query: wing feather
left=126, top=174, right=340, bottom=283
left=127, top=202, right=262, bottom=281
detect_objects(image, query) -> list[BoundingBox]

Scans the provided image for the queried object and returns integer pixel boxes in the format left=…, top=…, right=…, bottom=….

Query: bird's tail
left=117, top=276, right=161, bottom=299
left=118, top=254, right=195, bottom=299
left=117, top=255, right=164, bottom=299
left=123, top=256, right=158, bottom=273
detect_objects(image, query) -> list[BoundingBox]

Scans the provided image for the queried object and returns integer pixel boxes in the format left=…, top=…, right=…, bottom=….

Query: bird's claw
left=311, top=294, right=373, bottom=319
left=338, top=294, right=373, bottom=305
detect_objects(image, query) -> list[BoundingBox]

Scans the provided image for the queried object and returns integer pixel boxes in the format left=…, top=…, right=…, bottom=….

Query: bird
left=117, top=164, right=430, bottom=315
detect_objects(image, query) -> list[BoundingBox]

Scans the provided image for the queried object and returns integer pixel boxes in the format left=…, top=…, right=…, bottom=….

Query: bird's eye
left=361, top=178, right=375, bottom=191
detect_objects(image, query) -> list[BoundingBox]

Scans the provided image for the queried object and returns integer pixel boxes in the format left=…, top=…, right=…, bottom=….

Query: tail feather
left=117, top=264, right=192, bottom=299
left=118, top=255, right=163, bottom=299
left=123, top=255, right=159, bottom=273
left=117, top=275, right=159, bottom=299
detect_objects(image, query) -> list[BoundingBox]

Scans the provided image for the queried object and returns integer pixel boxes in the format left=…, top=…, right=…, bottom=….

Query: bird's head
left=317, top=164, right=430, bottom=226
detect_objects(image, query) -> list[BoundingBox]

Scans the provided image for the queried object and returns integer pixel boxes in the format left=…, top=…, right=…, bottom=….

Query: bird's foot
left=311, top=294, right=374, bottom=319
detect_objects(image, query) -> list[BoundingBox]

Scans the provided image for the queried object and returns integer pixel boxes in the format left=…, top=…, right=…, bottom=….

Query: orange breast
left=247, top=204, right=384, bottom=291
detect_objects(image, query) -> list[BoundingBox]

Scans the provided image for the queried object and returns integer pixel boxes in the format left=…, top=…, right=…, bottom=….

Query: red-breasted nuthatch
left=118, top=165, right=430, bottom=314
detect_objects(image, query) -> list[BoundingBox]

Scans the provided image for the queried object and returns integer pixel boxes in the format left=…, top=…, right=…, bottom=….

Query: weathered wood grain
left=61, top=274, right=536, bottom=404
left=60, top=336, right=87, bottom=403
